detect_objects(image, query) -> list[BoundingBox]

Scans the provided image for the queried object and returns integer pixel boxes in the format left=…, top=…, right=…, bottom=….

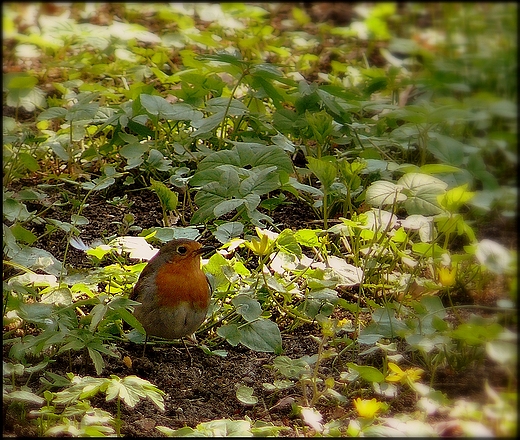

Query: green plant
left=30, top=373, right=164, bottom=437
left=189, top=142, right=293, bottom=227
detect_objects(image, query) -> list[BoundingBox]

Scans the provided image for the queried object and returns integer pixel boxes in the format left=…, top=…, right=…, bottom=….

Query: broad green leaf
left=365, top=180, right=407, bottom=206
left=119, top=143, right=148, bottom=166
left=5, top=73, right=38, bottom=89
left=276, top=229, right=302, bottom=257
left=232, top=295, right=262, bottom=321
left=213, top=198, right=245, bottom=218
left=190, top=112, right=225, bottom=134
left=3, top=198, right=34, bottom=222
left=40, top=287, right=73, bottom=306
left=214, top=222, right=244, bottom=244
left=411, top=242, right=445, bottom=259
left=18, top=152, right=40, bottom=172
left=427, top=133, right=466, bottom=166
left=307, top=157, right=337, bottom=192
left=239, top=319, right=282, bottom=353
left=450, top=322, right=503, bottom=346
left=66, top=102, right=99, bottom=122
left=438, top=184, right=475, bottom=212
left=10, top=247, right=63, bottom=276
left=10, top=223, right=37, bottom=244
left=243, top=193, right=261, bottom=212
left=273, top=356, right=312, bottom=379
left=236, top=385, right=258, bottom=405
left=4, top=390, right=45, bottom=405
left=205, top=97, right=249, bottom=116
left=217, top=324, right=241, bottom=346
left=140, top=94, right=202, bottom=121
left=81, top=177, right=115, bottom=191
left=294, top=229, right=322, bottom=247
left=147, top=149, right=172, bottom=172
left=475, top=239, right=512, bottom=274
left=398, top=173, right=447, bottom=215
left=71, top=214, right=89, bottom=225
left=466, top=153, right=499, bottom=190
left=347, top=362, right=385, bottom=383
left=247, top=145, right=293, bottom=174
left=239, top=166, right=279, bottom=196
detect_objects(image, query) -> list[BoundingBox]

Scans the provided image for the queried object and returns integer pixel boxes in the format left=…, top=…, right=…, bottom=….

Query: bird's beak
left=197, top=245, right=216, bottom=257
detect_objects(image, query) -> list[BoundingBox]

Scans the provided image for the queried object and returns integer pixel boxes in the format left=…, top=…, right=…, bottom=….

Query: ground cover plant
left=3, top=2, right=517, bottom=437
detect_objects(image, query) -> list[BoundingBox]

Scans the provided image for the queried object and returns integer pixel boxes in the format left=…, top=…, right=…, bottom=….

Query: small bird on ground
left=130, top=239, right=213, bottom=355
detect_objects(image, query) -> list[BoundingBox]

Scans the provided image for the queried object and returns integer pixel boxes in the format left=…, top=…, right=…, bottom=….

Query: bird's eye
left=177, top=245, right=188, bottom=255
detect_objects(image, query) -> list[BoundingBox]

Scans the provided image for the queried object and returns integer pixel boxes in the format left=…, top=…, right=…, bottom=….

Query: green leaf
left=87, top=347, right=105, bottom=375
left=398, top=173, right=448, bottom=215
left=150, top=178, right=178, bottom=211
left=273, top=356, right=312, bottom=379
left=307, top=157, right=337, bottom=192
left=239, top=166, right=279, bottom=196
left=239, top=319, right=282, bottom=353
left=365, top=180, right=407, bottom=206
left=419, top=164, right=462, bottom=175
left=205, top=97, right=249, bottom=116
left=10, top=247, right=63, bottom=276
left=232, top=295, right=262, bottom=322
left=140, top=94, right=202, bottom=121
left=10, top=223, right=37, bottom=244
left=81, top=176, right=115, bottom=191
left=3, top=198, right=34, bottom=222
left=276, top=229, right=302, bottom=257
left=4, top=390, right=45, bottom=405
left=18, top=152, right=40, bottom=172
left=450, top=322, right=503, bottom=346
left=427, top=133, right=465, bottom=166
left=214, top=222, right=244, bottom=244
left=294, top=229, right=322, bottom=247
left=236, top=385, right=258, bottom=405
left=120, top=143, right=149, bottom=170
left=213, top=198, right=245, bottom=218
left=411, top=242, right=445, bottom=259
left=217, top=324, right=241, bottom=346
left=140, top=94, right=175, bottom=118
left=438, top=184, right=475, bottom=212
left=66, top=102, right=99, bottom=122
left=346, top=362, right=385, bottom=383
left=190, top=112, right=225, bottom=135
left=147, top=149, right=172, bottom=172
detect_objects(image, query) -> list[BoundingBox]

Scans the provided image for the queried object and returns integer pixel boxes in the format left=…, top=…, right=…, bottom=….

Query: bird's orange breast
left=154, top=260, right=210, bottom=310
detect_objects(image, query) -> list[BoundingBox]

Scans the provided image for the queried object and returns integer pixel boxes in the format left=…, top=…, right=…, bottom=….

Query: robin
left=130, top=239, right=213, bottom=352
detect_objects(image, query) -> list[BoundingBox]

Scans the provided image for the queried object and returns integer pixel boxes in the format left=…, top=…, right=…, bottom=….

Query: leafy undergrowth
left=3, top=3, right=517, bottom=437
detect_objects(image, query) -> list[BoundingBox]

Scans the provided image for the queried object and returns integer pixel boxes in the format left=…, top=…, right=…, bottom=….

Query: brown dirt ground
left=3, top=180, right=517, bottom=437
